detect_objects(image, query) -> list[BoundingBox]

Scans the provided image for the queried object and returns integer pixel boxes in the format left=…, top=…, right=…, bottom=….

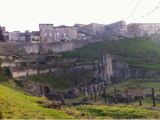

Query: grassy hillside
left=0, top=80, right=160, bottom=119
left=61, top=38, right=160, bottom=70
left=0, top=81, right=72, bottom=119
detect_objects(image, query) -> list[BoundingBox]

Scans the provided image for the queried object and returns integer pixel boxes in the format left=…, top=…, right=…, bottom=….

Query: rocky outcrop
left=130, top=66, right=160, bottom=79
left=112, top=59, right=130, bottom=83
left=97, top=55, right=160, bottom=84
left=112, top=62, right=160, bottom=82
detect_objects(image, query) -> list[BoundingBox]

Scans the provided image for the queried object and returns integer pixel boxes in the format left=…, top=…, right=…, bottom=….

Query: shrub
left=1, top=67, right=12, bottom=78
left=36, top=99, right=62, bottom=110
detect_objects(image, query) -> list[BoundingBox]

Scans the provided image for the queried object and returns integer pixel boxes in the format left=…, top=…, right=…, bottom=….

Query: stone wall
left=24, top=43, right=39, bottom=54
left=10, top=64, right=93, bottom=78
left=24, top=39, right=97, bottom=54
left=0, top=39, right=98, bottom=55
left=10, top=67, right=58, bottom=78
left=1, top=62, right=16, bottom=67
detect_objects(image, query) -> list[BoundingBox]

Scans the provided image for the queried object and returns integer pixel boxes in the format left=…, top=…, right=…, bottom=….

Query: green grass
left=106, top=79, right=160, bottom=95
left=103, top=79, right=160, bottom=108
left=73, top=105, right=160, bottom=119
left=61, top=38, right=160, bottom=70
left=132, top=97, right=160, bottom=108
left=1, top=80, right=160, bottom=119
left=0, top=81, right=72, bottom=119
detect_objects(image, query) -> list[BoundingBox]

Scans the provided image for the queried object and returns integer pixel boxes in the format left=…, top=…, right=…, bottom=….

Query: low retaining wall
left=11, top=68, right=58, bottom=78
left=10, top=64, right=93, bottom=78
left=24, top=39, right=100, bottom=54
left=0, top=39, right=101, bottom=55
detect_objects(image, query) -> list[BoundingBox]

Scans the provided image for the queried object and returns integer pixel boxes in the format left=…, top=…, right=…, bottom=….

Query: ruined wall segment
left=8, top=31, right=21, bottom=42
left=105, top=21, right=129, bottom=39
left=79, top=23, right=105, bottom=36
left=54, top=25, right=78, bottom=42
left=39, top=24, right=78, bottom=43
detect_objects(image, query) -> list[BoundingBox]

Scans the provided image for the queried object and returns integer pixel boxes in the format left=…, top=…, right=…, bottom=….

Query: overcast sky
left=0, top=0, right=160, bottom=31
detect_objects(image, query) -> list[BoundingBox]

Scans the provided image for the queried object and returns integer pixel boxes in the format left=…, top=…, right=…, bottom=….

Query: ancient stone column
left=152, top=88, right=156, bottom=107
left=95, top=84, right=98, bottom=96
left=93, top=84, right=97, bottom=102
left=90, top=85, right=94, bottom=99
left=84, top=87, right=88, bottom=97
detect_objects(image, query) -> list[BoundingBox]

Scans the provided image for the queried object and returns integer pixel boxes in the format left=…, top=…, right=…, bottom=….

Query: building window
left=50, top=33, right=52, bottom=37
left=57, top=32, right=60, bottom=36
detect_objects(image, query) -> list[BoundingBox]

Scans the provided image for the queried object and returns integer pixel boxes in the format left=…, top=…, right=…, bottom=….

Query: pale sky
left=0, top=0, right=160, bottom=32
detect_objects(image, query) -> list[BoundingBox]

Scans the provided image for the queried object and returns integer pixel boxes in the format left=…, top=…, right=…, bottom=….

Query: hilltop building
left=1, top=21, right=160, bottom=43
left=105, top=21, right=128, bottom=39
left=54, top=25, right=78, bottom=42
left=103, top=21, right=160, bottom=40
left=39, top=24, right=78, bottom=43
left=78, top=23, right=105, bottom=36
left=39, top=24, right=55, bottom=43
left=127, top=23, right=160, bottom=38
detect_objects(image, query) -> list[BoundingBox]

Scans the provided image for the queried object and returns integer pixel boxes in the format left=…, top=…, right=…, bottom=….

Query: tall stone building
left=39, top=24, right=55, bottom=43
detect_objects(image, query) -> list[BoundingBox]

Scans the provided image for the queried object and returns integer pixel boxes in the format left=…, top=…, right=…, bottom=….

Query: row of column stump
left=83, top=86, right=157, bottom=107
